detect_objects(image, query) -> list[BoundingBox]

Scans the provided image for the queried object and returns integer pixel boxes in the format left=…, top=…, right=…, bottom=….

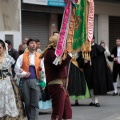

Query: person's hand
left=24, top=72, right=31, bottom=78
left=84, top=59, right=88, bottom=63
left=42, top=87, right=45, bottom=91
left=64, top=49, right=68, bottom=54
left=111, top=54, right=114, bottom=58
left=19, top=68, right=23, bottom=73
left=114, top=57, right=118, bottom=61
left=13, top=78, right=17, bottom=83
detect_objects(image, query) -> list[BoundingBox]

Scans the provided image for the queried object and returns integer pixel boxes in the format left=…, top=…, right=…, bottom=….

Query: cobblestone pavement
left=24, top=91, right=120, bottom=120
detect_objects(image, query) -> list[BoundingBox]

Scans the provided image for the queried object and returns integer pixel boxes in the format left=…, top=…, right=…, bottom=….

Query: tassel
left=83, top=52, right=85, bottom=59
left=59, top=57, right=62, bottom=65
left=88, top=52, right=90, bottom=60
left=62, top=53, right=67, bottom=60
left=86, top=53, right=88, bottom=60
left=85, top=52, right=87, bottom=60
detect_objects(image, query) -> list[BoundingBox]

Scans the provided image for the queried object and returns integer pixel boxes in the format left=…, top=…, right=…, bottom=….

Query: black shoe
left=89, top=102, right=95, bottom=106
left=112, top=92, right=118, bottom=96
left=95, top=103, right=100, bottom=107
left=75, top=102, right=79, bottom=106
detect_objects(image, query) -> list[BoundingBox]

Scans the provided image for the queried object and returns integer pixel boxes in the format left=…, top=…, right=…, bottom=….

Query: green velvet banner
left=72, top=0, right=87, bottom=50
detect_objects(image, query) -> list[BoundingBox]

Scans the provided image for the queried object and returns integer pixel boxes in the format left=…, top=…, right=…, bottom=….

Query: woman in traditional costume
left=0, top=39, right=25, bottom=120
left=68, top=53, right=90, bottom=105
left=100, top=41, right=111, bottom=61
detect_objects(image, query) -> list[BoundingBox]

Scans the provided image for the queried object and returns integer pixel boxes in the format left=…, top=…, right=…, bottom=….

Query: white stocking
left=113, top=82, right=118, bottom=93
left=90, top=89, right=95, bottom=103
left=90, top=89, right=99, bottom=103
left=94, top=96, right=99, bottom=104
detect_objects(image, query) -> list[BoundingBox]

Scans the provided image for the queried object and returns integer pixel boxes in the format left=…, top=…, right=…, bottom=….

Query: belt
left=48, top=78, right=67, bottom=86
left=0, top=69, right=11, bottom=79
left=48, top=79, right=63, bottom=85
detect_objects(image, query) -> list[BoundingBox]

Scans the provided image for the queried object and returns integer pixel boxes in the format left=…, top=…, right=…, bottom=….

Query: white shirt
left=40, top=58, right=46, bottom=83
left=14, top=52, right=36, bottom=77
left=117, top=47, right=120, bottom=63
left=104, top=46, right=110, bottom=58
left=117, top=47, right=120, bottom=57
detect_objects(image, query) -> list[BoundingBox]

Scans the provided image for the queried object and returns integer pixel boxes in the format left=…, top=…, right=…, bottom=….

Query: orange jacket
left=21, top=51, right=41, bottom=79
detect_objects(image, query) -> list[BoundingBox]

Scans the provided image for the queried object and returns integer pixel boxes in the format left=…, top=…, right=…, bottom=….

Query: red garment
left=115, top=61, right=119, bottom=64
left=44, top=47, right=71, bottom=84
left=44, top=47, right=72, bottom=120
left=48, top=84, right=72, bottom=120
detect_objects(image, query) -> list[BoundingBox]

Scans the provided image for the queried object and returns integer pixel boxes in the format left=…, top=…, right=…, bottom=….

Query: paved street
left=24, top=90, right=120, bottom=120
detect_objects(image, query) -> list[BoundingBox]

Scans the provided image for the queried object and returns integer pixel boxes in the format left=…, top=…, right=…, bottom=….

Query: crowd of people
left=0, top=32, right=120, bottom=120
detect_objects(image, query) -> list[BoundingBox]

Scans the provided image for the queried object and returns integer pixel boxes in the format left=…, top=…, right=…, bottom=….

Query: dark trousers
left=22, top=79, right=40, bottom=120
left=113, top=64, right=120, bottom=82
left=48, top=84, right=72, bottom=120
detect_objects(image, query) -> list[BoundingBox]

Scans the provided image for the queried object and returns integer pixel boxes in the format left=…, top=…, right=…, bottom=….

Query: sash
left=53, top=0, right=78, bottom=65
left=87, top=0, right=94, bottom=42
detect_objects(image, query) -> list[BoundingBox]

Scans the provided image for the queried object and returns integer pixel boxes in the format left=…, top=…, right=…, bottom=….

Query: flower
left=39, top=67, right=42, bottom=71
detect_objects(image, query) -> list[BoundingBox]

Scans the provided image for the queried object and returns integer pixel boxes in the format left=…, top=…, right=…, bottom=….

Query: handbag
left=38, top=100, right=52, bottom=110
left=39, top=86, right=51, bottom=102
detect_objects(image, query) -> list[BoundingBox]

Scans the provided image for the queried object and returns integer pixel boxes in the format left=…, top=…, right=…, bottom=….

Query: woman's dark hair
left=35, top=39, right=40, bottom=43
left=53, top=31, right=59, bottom=35
left=116, top=38, right=120, bottom=41
left=27, top=38, right=37, bottom=46
left=0, top=39, right=6, bottom=49
left=100, top=41, right=105, bottom=46
left=5, top=40, right=11, bottom=45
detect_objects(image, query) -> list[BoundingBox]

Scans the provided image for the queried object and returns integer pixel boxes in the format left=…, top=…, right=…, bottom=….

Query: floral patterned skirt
left=0, top=77, right=26, bottom=120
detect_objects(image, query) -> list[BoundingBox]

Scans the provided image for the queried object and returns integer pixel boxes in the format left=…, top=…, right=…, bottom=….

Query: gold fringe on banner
left=79, top=0, right=91, bottom=60
left=66, top=7, right=76, bottom=53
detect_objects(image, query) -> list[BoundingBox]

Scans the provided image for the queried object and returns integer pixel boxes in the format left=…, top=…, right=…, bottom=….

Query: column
left=98, top=14, right=109, bottom=47
left=49, top=13, right=58, bottom=37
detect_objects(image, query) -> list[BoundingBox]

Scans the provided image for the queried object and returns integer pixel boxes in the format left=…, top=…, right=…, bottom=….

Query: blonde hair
left=49, top=36, right=58, bottom=45
left=39, top=36, right=58, bottom=59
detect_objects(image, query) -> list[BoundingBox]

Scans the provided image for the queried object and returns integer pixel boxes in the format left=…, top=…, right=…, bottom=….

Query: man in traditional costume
left=82, top=36, right=113, bottom=107
left=108, top=38, right=120, bottom=96
left=15, top=38, right=41, bottom=120
left=42, top=36, right=72, bottom=120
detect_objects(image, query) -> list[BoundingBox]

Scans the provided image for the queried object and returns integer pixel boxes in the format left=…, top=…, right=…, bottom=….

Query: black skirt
left=68, top=62, right=86, bottom=96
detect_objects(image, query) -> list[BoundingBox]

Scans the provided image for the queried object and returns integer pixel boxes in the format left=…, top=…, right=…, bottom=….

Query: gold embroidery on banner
left=77, top=0, right=80, bottom=5
left=80, top=0, right=91, bottom=60
left=66, top=7, right=76, bottom=53
left=67, top=0, right=91, bottom=60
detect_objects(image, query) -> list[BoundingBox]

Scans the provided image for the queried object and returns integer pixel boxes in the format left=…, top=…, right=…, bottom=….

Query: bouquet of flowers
left=37, top=67, right=46, bottom=88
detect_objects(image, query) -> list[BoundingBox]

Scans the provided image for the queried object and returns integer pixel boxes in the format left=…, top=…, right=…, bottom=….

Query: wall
left=0, top=0, right=21, bottom=50
left=95, top=1, right=120, bottom=47
left=0, top=31, right=22, bottom=50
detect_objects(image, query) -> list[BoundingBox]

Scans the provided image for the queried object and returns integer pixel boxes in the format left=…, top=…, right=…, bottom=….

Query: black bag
left=39, top=86, right=51, bottom=101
